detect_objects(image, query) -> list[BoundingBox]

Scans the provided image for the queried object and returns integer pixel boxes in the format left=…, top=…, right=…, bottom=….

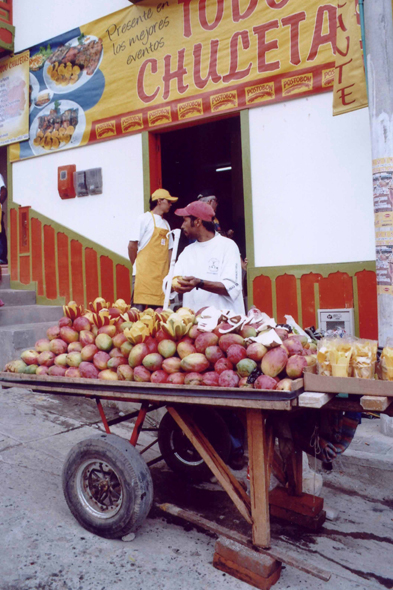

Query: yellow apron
left=133, top=213, right=170, bottom=306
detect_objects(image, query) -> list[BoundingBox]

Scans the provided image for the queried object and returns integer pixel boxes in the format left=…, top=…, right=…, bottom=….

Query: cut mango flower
left=63, top=301, right=84, bottom=320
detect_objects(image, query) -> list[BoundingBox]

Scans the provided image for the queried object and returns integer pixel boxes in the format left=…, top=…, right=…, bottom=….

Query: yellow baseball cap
left=151, top=188, right=178, bottom=202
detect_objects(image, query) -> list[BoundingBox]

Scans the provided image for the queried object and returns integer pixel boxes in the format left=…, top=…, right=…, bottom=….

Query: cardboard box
left=304, top=372, right=393, bottom=397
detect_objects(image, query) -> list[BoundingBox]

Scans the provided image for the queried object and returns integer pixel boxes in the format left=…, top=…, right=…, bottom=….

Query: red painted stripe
left=43, top=225, right=57, bottom=300
left=276, top=274, right=298, bottom=324
left=57, top=232, right=70, bottom=303
left=300, top=273, right=322, bottom=330
left=9, top=208, right=18, bottom=281
left=319, top=272, right=353, bottom=310
left=116, top=264, right=131, bottom=305
left=356, top=270, right=378, bottom=340
left=31, top=218, right=44, bottom=296
left=19, top=255, right=30, bottom=285
left=252, top=275, right=273, bottom=318
left=85, top=248, right=99, bottom=305
left=100, top=255, right=114, bottom=304
left=70, top=240, right=84, bottom=305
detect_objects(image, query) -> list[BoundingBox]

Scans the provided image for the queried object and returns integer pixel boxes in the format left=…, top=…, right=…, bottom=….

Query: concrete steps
left=0, top=268, right=64, bottom=369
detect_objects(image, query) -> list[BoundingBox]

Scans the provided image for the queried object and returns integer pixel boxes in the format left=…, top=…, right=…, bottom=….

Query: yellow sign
left=0, top=51, right=29, bottom=146
left=11, top=1, right=339, bottom=161
left=333, top=0, right=368, bottom=115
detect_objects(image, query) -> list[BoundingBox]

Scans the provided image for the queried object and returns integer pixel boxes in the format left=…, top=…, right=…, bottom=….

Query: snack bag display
left=381, top=342, right=393, bottom=381
left=351, top=339, right=377, bottom=379
left=317, top=337, right=353, bottom=377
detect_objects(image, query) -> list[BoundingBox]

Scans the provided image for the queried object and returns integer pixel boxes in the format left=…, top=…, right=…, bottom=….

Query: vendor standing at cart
left=128, top=188, right=178, bottom=310
left=172, top=201, right=244, bottom=314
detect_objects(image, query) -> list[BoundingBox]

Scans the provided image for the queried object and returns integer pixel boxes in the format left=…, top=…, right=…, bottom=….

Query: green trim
left=0, top=23, right=14, bottom=52
left=313, top=282, right=320, bottom=327
left=249, top=260, right=376, bottom=282
left=142, top=132, right=150, bottom=212
left=352, top=275, right=360, bottom=337
left=240, top=110, right=255, bottom=270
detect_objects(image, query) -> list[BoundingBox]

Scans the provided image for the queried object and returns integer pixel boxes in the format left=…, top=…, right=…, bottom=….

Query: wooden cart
left=4, top=372, right=389, bottom=588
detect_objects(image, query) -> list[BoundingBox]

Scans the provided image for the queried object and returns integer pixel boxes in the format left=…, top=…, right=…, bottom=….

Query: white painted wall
left=14, top=0, right=131, bottom=52
left=13, top=134, right=144, bottom=258
left=249, top=92, right=375, bottom=267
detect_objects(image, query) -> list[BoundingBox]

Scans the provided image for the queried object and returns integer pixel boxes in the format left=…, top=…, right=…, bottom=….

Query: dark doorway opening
left=160, top=116, right=246, bottom=260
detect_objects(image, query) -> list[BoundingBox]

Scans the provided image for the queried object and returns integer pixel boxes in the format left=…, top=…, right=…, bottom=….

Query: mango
left=46, top=325, right=61, bottom=341
left=246, top=342, right=267, bottom=362
left=66, top=352, right=82, bottom=367
left=202, top=371, right=220, bottom=386
left=128, top=343, right=149, bottom=368
left=142, top=353, right=164, bottom=372
left=58, top=317, right=72, bottom=328
left=93, top=351, right=110, bottom=371
left=95, top=333, right=113, bottom=352
left=117, top=365, right=134, bottom=381
left=81, top=344, right=99, bottom=362
left=261, top=347, right=288, bottom=377
left=184, top=372, right=203, bottom=386
left=286, top=355, right=307, bottom=379
left=120, top=341, right=133, bottom=358
left=227, top=344, right=247, bottom=365
left=35, top=338, right=51, bottom=353
left=25, top=364, right=38, bottom=375
left=59, top=326, right=79, bottom=344
left=195, top=332, right=218, bottom=353
left=158, top=339, right=177, bottom=358
left=73, top=316, right=91, bottom=332
left=239, top=376, right=253, bottom=388
left=254, top=375, right=277, bottom=390
left=5, top=359, right=27, bottom=373
left=21, top=349, right=40, bottom=366
left=68, top=342, right=83, bottom=353
left=99, top=369, right=119, bottom=381
left=218, top=370, right=239, bottom=388
left=162, top=357, right=182, bottom=374
left=79, top=330, right=95, bottom=347
left=134, top=366, right=151, bottom=382
left=151, top=370, right=168, bottom=383
left=48, top=365, right=66, bottom=377
left=37, top=351, right=55, bottom=367
left=219, top=333, right=245, bottom=352
left=236, top=358, right=257, bottom=377
left=282, top=338, right=303, bottom=356
left=177, top=341, right=196, bottom=359
left=214, top=357, right=233, bottom=374
left=180, top=353, right=209, bottom=373
left=240, top=325, right=257, bottom=339
left=167, top=372, right=185, bottom=384
left=98, top=325, right=117, bottom=338
left=65, top=367, right=81, bottom=378
left=54, top=353, right=68, bottom=367
left=107, top=356, right=128, bottom=370
left=276, top=378, right=293, bottom=391
left=36, top=366, right=49, bottom=376
left=79, top=362, right=99, bottom=379
left=113, top=333, right=128, bottom=349
left=205, top=345, right=224, bottom=364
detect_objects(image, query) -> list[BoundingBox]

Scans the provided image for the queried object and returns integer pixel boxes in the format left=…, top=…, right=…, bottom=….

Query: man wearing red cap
left=172, top=201, right=244, bottom=314
left=128, top=188, right=178, bottom=309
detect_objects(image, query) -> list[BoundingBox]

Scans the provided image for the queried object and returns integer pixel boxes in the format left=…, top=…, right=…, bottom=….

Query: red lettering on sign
left=223, top=30, right=252, bottom=83
left=178, top=0, right=193, bottom=38
left=337, top=83, right=356, bottom=105
left=266, top=0, right=290, bottom=8
left=307, top=5, right=337, bottom=61
left=336, top=57, right=353, bottom=84
left=193, top=40, right=222, bottom=89
left=137, top=59, right=160, bottom=103
left=199, top=0, right=224, bottom=31
left=232, top=0, right=258, bottom=22
left=163, top=48, right=189, bottom=100
left=281, top=12, right=306, bottom=66
left=253, top=20, right=280, bottom=73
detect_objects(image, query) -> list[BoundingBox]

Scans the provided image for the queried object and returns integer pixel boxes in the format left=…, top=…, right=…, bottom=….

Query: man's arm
left=173, top=276, right=228, bottom=296
left=128, top=241, right=138, bottom=265
left=0, top=186, right=7, bottom=205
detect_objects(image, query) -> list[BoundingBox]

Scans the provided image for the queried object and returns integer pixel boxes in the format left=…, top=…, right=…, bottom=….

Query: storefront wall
left=247, top=93, right=378, bottom=338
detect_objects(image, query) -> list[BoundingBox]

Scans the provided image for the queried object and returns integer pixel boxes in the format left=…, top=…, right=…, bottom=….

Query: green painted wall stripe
left=352, top=275, right=360, bottom=337
left=252, top=260, right=376, bottom=280
left=314, top=282, right=320, bottom=328
left=142, top=132, right=151, bottom=213
left=240, top=110, right=255, bottom=270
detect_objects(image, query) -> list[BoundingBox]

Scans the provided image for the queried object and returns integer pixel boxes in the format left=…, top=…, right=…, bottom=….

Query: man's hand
left=174, top=276, right=199, bottom=293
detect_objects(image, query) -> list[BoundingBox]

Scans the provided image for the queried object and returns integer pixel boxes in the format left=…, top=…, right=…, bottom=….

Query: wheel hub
left=76, top=460, right=123, bottom=519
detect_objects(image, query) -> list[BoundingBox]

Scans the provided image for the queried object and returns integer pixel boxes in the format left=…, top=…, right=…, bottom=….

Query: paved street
left=1, top=386, right=393, bottom=590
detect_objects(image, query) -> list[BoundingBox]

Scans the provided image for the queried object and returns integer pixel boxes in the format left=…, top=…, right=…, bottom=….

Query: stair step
left=0, top=289, right=36, bottom=306
left=0, top=274, right=10, bottom=289
left=0, top=304, right=63, bottom=327
left=0, top=321, right=60, bottom=369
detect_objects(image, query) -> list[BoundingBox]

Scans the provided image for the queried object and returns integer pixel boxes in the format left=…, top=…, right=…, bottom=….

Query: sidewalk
left=1, top=386, right=393, bottom=590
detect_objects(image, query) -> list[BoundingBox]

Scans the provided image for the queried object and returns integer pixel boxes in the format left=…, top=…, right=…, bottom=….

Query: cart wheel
left=62, top=433, right=153, bottom=539
left=158, top=408, right=232, bottom=480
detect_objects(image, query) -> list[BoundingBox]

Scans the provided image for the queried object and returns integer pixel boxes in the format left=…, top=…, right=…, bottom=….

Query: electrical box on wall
left=86, top=168, right=103, bottom=195
left=73, top=171, right=88, bottom=197
left=318, top=308, right=355, bottom=335
left=58, top=165, right=76, bottom=199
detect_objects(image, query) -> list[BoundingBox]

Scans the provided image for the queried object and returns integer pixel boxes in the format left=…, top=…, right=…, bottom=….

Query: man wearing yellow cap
left=128, top=188, right=178, bottom=310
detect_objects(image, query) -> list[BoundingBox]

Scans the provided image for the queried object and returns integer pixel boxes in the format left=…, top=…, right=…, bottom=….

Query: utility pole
left=364, top=0, right=393, bottom=346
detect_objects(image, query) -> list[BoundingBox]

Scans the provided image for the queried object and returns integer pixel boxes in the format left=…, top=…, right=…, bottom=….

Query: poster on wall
left=10, top=0, right=338, bottom=162
left=0, top=50, right=29, bottom=146
left=374, top=158, right=393, bottom=295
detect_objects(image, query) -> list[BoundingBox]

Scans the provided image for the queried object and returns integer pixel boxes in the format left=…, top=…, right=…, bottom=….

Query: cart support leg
left=95, top=398, right=111, bottom=434
left=247, top=408, right=270, bottom=549
left=130, top=402, right=149, bottom=446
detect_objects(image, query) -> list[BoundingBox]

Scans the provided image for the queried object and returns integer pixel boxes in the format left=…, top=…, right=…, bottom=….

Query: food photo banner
left=0, top=51, right=29, bottom=147
left=10, top=0, right=338, bottom=162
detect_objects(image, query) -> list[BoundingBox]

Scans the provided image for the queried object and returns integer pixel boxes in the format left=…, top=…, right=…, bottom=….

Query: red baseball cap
left=174, top=201, right=215, bottom=222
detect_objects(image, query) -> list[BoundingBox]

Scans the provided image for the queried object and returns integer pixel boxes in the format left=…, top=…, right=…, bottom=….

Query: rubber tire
left=62, top=433, right=153, bottom=539
left=157, top=408, right=232, bottom=480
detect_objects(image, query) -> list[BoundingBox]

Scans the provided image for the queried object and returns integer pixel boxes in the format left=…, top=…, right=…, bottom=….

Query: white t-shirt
left=129, top=211, right=173, bottom=275
left=174, top=233, right=245, bottom=314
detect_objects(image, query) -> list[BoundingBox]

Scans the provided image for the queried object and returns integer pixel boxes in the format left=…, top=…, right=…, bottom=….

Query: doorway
left=157, top=116, right=247, bottom=261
